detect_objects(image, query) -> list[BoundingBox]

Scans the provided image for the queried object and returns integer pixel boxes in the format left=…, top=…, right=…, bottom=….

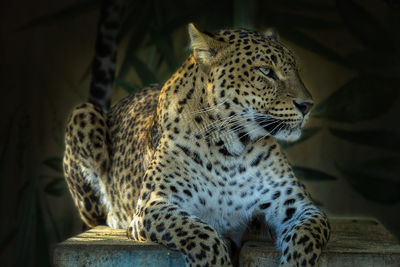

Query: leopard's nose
left=293, top=100, right=313, bottom=116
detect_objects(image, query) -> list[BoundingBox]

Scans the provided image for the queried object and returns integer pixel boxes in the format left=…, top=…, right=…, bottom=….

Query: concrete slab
left=53, top=226, right=185, bottom=267
left=239, top=217, right=400, bottom=267
left=53, top=217, right=400, bottom=267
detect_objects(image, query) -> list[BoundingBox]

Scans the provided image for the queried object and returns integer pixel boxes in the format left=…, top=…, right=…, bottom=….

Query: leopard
left=63, top=1, right=330, bottom=266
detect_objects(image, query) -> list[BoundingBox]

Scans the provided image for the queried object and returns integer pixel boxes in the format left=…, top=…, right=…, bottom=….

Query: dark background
left=1, top=0, right=400, bottom=266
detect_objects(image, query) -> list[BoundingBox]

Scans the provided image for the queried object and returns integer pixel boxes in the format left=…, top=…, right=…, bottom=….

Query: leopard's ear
left=188, top=23, right=226, bottom=66
left=263, top=28, right=278, bottom=40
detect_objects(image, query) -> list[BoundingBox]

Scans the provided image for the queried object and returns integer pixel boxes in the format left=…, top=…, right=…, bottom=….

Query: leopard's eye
left=258, top=67, right=279, bottom=81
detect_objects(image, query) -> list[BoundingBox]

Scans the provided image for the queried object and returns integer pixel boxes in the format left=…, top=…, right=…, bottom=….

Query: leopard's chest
left=177, top=154, right=276, bottom=236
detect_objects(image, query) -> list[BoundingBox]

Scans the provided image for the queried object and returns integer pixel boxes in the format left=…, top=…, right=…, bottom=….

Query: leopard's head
left=189, top=24, right=313, bottom=142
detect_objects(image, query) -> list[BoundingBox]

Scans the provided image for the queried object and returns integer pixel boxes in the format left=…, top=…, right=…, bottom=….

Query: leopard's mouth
left=254, top=115, right=286, bottom=136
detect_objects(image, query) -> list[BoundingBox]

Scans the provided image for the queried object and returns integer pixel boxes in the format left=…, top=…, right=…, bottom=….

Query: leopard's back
left=105, top=87, right=160, bottom=227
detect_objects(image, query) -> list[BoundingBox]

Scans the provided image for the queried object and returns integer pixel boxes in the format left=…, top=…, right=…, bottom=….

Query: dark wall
left=1, top=0, right=399, bottom=266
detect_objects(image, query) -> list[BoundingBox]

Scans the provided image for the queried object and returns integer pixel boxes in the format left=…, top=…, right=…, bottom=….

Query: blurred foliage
left=336, top=157, right=400, bottom=204
left=307, top=0, right=400, bottom=205
left=293, top=166, right=336, bottom=182
left=329, top=128, right=400, bottom=152
left=312, top=76, right=399, bottom=122
left=279, top=127, right=321, bottom=149
left=0, top=110, right=64, bottom=267
left=7, top=0, right=400, bottom=265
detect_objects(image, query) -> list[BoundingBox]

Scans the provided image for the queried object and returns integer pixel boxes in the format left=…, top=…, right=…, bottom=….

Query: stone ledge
left=53, top=226, right=185, bottom=266
left=240, top=218, right=400, bottom=266
left=53, top=218, right=400, bottom=267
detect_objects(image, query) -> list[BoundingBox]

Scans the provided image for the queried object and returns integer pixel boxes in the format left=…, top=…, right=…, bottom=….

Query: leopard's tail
left=88, top=0, right=124, bottom=112
left=63, top=0, right=128, bottom=228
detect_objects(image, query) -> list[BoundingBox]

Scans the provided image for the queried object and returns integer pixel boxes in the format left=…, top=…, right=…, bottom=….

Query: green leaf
left=335, top=0, right=394, bottom=50
left=293, top=166, right=336, bottom=181
left=312, top=76, right=399, bottom=122
left=329, top=128, right=400, bottom=152
left=280, top=127, right=321, bottom=149
left=115, top=78, right=140, bottom=93
left=150, top=29, right=177, bottom=71
left=336, top=158, right=400, bottom=204
left=151, top=2, right=197, bottom=72
left=130, top=55, right=158, bottom=86
left=44, top=178, right=68, bottom=197
left=43, top=157, right=63, bottom=173
left=118, top=35, right=146, bottom=80
left=119, top=1, right=153, bottom=40
left=118, top=1, right=154, bottom=79
left=17, top=0, right=98, bottom=31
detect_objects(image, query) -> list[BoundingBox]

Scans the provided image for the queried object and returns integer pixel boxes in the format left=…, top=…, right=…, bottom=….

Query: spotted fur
left=64, top=16, right=330, bottom=267
left=88, top=0, right=124, bottom=111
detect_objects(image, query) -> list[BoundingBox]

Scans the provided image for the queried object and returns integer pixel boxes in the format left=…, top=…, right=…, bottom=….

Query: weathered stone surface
left=54, top=218, right=400, bottom=267
left=239, top=217, right=400, bottom=267
left=53, top=226, right=185, bottom=267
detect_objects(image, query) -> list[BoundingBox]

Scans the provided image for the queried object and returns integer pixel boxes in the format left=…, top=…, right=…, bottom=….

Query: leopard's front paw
left=279, top=230, right=323, bottom=267
left=126, top=217, right=146, bottom=242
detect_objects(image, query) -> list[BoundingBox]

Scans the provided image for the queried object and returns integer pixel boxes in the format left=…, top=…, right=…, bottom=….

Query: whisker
left=268, top=121, right=284, bottom=135
left=190, top=97, right=230, bottom=115
left=201, top=113, right=243, bottom=132
left=208, top=114, right=279, bottom=141
left=205, top=115, right=251, bottom=139
left=238, top=118, right=283, bottom=141
left=193, top=109, right=291, bottom=145
left=197, top=113, right=246, bottom=137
